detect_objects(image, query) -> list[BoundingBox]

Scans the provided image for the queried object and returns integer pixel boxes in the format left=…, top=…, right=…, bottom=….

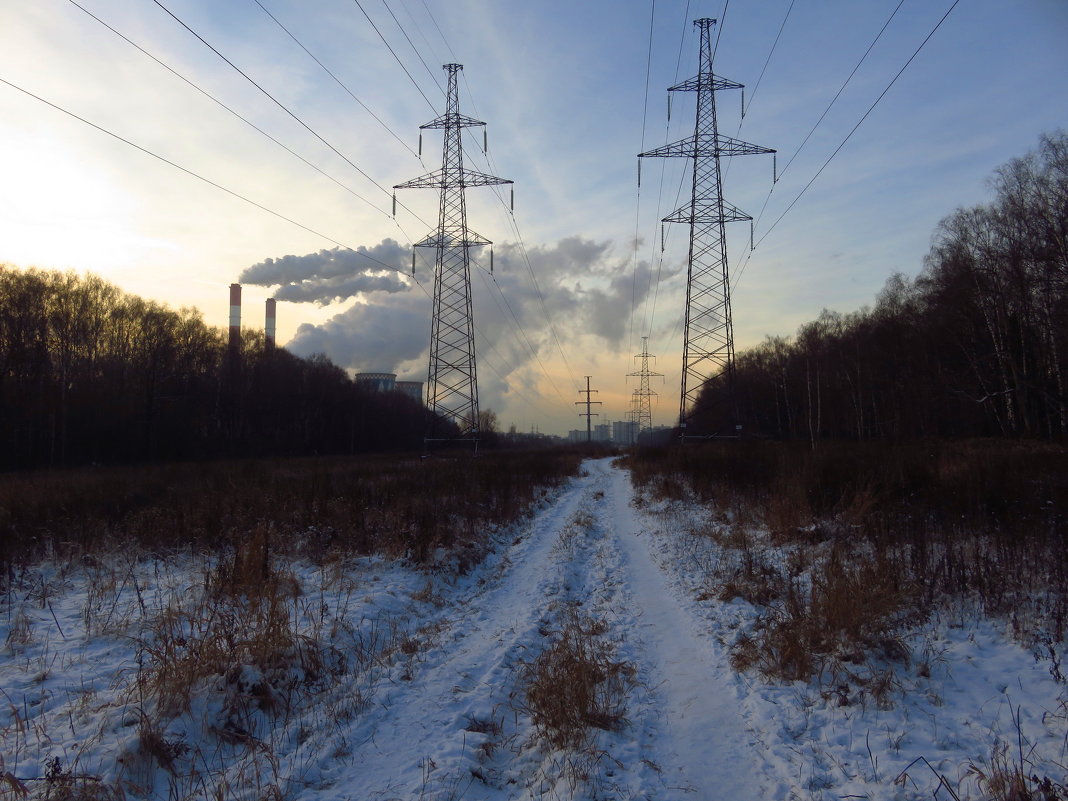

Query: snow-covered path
left=601, top=463, right=759, bottom=798
left=304, top=456, right=763, bottom=800
left=305, top=458, right=599, bottom=799
left=5, top=456, right=1065, bottom=801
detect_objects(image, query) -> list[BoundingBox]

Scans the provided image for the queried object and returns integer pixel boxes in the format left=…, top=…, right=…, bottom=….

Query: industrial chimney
left=229, top=283, right=241, bottom=349
left=265, top=298, right=277, bottom=348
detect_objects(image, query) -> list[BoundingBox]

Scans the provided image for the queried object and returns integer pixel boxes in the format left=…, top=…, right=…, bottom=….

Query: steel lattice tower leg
left=639, top=19, right=774, bottom=436
left=627, top=336, right=663, bottom=433
left=395, top=64, right=512, bottom=444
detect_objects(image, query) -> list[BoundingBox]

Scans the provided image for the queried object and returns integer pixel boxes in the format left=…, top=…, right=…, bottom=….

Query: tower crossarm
left=394, top=169, right=513, bottom=191
left=668, top=75, right=744, bottom=93
left=420, top=112, right=486, bottom=130
left=414, top=230, right=492, bottom=249
left=662, top=197, right=752, bottom=225
left=639, top=134, right=775, bottom=160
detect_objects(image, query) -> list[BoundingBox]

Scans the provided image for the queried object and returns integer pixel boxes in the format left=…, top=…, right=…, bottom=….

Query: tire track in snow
left=586, top=456, right=762, bottom=800
left=301, top=464, right=599, bottom=800
left=298, top=458, right=762, bottom=800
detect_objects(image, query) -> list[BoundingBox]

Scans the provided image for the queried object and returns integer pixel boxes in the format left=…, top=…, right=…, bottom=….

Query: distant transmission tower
left=626, top=336, right=663, bottom=432
left=395, top=64, right=512, bottom=445
left=639, top=18, right=775, bottom=436
left=575, top=376, right=602, bottom=443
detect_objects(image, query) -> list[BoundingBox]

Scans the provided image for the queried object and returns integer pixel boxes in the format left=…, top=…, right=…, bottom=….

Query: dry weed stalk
left=630, top=439, right=1067, bottom=686
left=964, top=704, right=1068, bottom=801
left=520, top=614, right=636, bottom=749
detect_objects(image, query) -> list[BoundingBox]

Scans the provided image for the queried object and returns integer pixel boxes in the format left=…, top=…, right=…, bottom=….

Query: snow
left=1, top=456, right=1065, bottom=800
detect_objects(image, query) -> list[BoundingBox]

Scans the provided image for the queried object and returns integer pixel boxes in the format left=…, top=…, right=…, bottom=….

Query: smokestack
left=229, top=283, right=241, bottom=348
left=265, top=298, right=277, bottom=348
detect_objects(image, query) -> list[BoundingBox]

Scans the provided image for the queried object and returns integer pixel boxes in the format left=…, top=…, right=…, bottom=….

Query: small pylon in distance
left=626, top=336, right=664, bottom=433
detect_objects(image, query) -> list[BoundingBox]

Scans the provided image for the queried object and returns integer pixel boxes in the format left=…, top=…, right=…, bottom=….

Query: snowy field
left=1, top=457, right=1065, bottom=800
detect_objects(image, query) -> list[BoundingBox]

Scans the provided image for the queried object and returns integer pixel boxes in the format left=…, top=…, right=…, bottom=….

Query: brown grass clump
left=965, top=706, right=1068, bottom=801
left=628, top=439, right=1068, bottom=684
left=521, top=615, right=636, bottom=749
left=33, top=757, right=123, bottom=801
left=728, top=548, right=921, bottom=686
left=137, top=529, right=311, bottom=717
left=0, top=450, right=582, bottom=581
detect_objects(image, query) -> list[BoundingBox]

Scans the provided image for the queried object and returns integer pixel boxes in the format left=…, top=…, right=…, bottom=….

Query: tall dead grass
left=520, top=614, right=636, bottom=750
left=0, top=450, right=582, bottom=579
left=629, top=439, right=1068, bottom=685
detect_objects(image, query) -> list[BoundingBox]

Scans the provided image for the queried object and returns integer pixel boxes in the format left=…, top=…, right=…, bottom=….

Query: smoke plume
left=252, top=235, right=666, bottom=412
left=240, top=240, right=412, bottom=305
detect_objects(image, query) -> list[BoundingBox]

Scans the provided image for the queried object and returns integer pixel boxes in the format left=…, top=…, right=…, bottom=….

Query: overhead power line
left=152, top=0, right=402, bottom=215
left=777, top=0, right=907, bottom=180
left=64, top=0, right=386, bottom=216
left=471, top=261, right=573, bottom=407
left=711, top=0, right=728, bottom=64
left=730, top=0, right=908, bottom=289
left=751, top=0, right=962, bottom=252
left=629, top=0, right=657, bottom=353
left=251, top=0, right=421, bottom=160
left=742, top=0, right=795, bottom=119
left=0, top=75, right=401, bottom=274
left=378, top=0, right=443, bottom=94
left=350, top=0, right=436, bottom=112
left=418, top=0, right=457, bottom=62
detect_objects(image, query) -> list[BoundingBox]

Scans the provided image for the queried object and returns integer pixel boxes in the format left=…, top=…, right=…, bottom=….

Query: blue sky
left=1, top=0, right=1065, bottom=435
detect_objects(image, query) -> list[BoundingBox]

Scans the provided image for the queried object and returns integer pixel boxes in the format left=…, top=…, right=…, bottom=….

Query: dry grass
left=23, top=757, right=125, bottom=801
left=0, top=450, right=583, bottom=579
left=520, top=614, right=636, bottom=750
left=135, top=530, right=312, bottom=718
left=725, top=545, right=924, bottom=694
left=629, top=439, right=1068, bottom=689
left=964, top=705, right=1068, bottom=801
left=0, top=451, right=583, bottom=801
left=4, top=609, right=33, bottom=653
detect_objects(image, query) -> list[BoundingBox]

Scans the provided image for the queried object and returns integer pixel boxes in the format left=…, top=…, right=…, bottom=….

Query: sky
left=1, top=0, right=1066, bottom=436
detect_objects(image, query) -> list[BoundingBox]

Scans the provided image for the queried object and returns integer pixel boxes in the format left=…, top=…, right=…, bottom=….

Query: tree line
left=0, top=267, right=427, bottom=470
left=694, top=132, right=1067, bottom=441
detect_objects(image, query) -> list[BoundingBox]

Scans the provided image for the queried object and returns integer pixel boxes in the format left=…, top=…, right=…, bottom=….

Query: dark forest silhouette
left=0, top=269, right=430, bottom=470
left=694, top=132, right=1067, bottom=440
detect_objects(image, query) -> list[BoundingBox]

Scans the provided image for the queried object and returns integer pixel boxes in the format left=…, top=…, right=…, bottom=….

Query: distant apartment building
left=568, top=422, right=614, bottom=443
left=613, top=419, right=639, bottom=445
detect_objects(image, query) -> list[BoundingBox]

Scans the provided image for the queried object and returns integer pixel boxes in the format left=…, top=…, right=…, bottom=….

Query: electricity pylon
left=639, top=18, right=774, bottom=436
left=395, top=63, right=512, bottom=444
left=626, top=336, right=663, bottom=432
left=575, top=376, right=601, bottom=443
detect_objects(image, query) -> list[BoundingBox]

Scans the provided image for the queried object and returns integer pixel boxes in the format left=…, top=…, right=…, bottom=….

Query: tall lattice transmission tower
left=627, top=336, right=663, bottom=432
left=639, top=18, right=774, bottom=436
left=395, top=64, right=512, bottom=444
